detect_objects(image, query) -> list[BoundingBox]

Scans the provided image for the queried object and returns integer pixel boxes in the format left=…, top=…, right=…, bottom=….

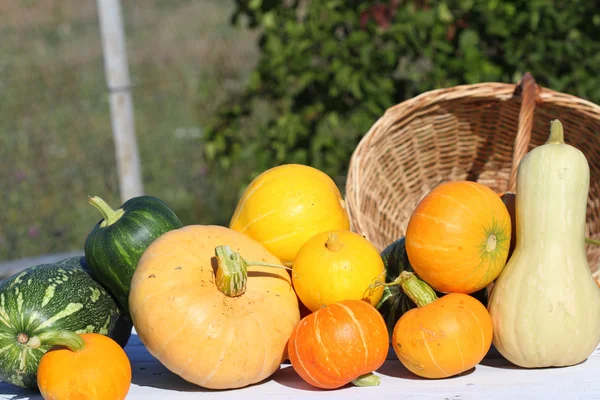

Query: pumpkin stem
left=351, top=372, right=380, bottom=387
left=385, top=271, right=438, bottom=307
left=368, top=271, right=437, bottom=307
left=28, top=330, right=86, bottom=352
left=214, top=245, right=291, bottom=297
left=546, top=119, right=565, bottom=145
left=485, top=234, right=497, bottom=252
left=88, top=196, right=125, bottom=228
left=215, top=245, right=248, bottom=297
left=325, top=232, right=344, bottom=252
left=245, top=261, right=292, bottom=270
left=401, top=272, right=438, bottom=307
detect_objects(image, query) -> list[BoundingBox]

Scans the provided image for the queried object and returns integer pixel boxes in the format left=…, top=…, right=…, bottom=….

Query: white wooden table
left=2, top=331, right=600, bottom=400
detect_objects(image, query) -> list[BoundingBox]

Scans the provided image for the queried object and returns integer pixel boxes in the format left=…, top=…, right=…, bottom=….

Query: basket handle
left=507, top=72, right=539, bottom=192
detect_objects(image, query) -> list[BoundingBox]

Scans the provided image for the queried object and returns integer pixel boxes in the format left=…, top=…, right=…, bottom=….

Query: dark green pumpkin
left=376, top=237, right=489, bottom=337
left=0, top=257, right=131, bottom=389
left=84, top=195, right=183, bottom=316
left=79, top=258, right=133, bottom=349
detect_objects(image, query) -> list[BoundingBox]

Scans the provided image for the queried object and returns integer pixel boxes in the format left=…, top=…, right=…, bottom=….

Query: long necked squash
left=488, top=120, right=600, bottom=368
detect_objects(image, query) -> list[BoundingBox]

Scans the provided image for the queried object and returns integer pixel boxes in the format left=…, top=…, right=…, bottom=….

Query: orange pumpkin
left=391, top=272, right=493, bottom=379
left=129, top=225, right=300, bottom=390
left=37, top=333, right=131, bottom=400
left=288, top=299, right=389, bottom=390
left=405, top=180, right=511, bottom=294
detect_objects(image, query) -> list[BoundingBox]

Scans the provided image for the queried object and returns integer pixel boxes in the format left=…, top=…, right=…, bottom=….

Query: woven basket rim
left=345, top=78, right=600, bottom=238
left=348, top=80, right=600, bottom=182
left=345, top=77, right=600, bottom=278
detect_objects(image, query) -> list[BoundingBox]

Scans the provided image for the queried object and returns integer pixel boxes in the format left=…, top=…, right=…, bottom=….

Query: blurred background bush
left=3, top=0, right=600, bottom=262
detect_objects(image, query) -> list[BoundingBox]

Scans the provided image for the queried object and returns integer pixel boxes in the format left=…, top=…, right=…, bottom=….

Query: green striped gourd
left=84, top=195, right=183, bottom=316
left=0, top=257, right=130, bottom=389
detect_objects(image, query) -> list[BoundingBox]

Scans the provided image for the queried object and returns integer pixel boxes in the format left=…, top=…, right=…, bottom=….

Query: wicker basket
left=345, top=73, right=600, bottom=277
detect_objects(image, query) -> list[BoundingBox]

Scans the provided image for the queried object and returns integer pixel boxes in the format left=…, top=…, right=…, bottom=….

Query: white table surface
left=2, top=331, right=600, bottom=400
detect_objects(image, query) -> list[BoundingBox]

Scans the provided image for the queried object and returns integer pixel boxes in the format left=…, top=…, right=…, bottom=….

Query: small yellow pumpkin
left=229, top=164, right=351, bottom=266
left=292, top=230, right=385, bottom=312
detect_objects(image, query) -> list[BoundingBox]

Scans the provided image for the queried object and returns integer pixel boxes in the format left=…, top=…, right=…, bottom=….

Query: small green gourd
left=84, top=195, right=183, bottom=316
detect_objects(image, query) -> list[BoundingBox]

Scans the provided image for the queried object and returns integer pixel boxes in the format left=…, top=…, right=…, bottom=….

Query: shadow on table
left=131, top=363, right=294, bottom=393
left=271, top=365, right=330, bottom=391
left=478, top=356, right=588, bottom=371
left=478, top=346, right=529, bottom=370
left=376, top=361, right=428, bottom=380
left=0, top=386, right=42, bottom=400
left=270, top=362, right=476, bottom=390
left=478, top=358, right=523, bottom=370
left=131, top=364, right=210, bottom=392
left=376, top=362, right=476, bottom=380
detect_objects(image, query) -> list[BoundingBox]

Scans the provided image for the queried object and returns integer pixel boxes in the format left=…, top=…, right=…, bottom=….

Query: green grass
left=0, top=0, right=260, bottom=261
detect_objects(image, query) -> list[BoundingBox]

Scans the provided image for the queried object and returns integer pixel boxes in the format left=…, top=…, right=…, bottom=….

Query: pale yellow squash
left=488, top=120, right=600, bottom=368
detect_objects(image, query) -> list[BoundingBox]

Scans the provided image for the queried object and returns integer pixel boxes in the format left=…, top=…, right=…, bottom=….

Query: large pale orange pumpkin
left=391, top=272, right=493, bottom=379
left=288, top=299, right=389, bottom=389
left=405, top=181, right=511, bottom=294
left=129, top=225, right=300, bottom=390
left=229, top=164, right=351, bottom=266
left=37, top=333, right=131, bottom=400
left=292, top=230, right=385, bottom=312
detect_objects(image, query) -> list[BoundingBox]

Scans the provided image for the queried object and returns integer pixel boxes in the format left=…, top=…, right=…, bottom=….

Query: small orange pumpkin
left=37, top=332, right=131, bottom=400
left=405, top=180, right=511, bottom=294
left=288, top=299, right=389, bottom=390
left=391, top=272, right=493, bottom=379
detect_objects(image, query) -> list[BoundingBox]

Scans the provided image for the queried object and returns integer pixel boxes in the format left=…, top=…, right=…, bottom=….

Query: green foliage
left=203, top=0, right=600, bottom=197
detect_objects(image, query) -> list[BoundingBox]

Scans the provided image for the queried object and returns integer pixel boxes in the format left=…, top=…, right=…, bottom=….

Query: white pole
left=96, top=0, right=144, bottom=202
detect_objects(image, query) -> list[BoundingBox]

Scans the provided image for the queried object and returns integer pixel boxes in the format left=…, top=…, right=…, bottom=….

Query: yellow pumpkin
left=292, top=230, right=385, bottom=312
left=129, top=225, right=300, bottom=390
left=229, top=164, right=351, bottom=266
